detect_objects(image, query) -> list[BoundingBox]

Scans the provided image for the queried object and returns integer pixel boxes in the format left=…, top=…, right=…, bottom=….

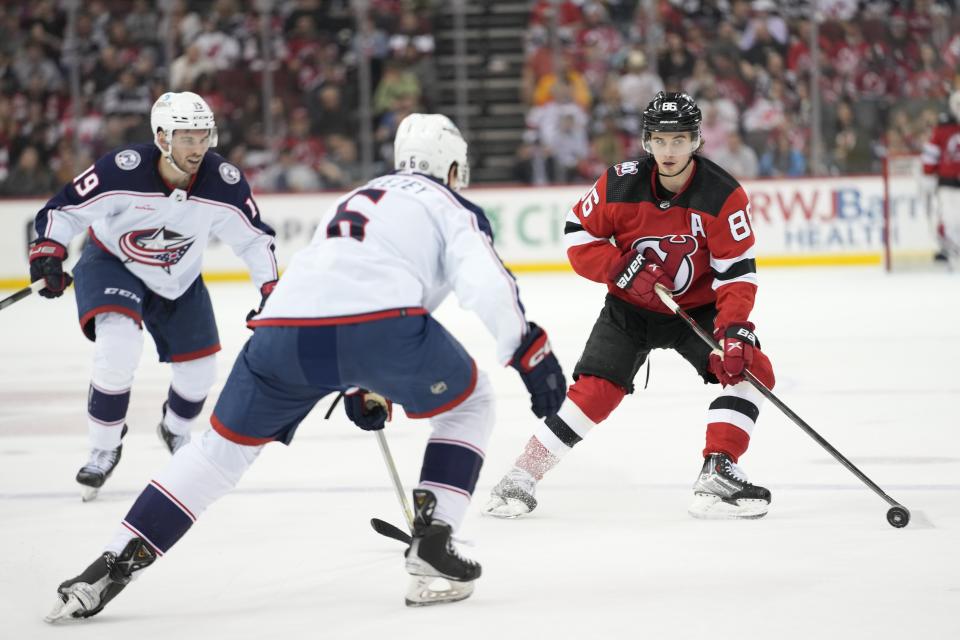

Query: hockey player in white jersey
left=44, top=113, right=566, bottom=620
left=28, top=91, right=278, bottom=501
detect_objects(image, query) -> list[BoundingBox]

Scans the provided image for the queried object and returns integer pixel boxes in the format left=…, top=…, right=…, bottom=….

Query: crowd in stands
left=0, top=0, right=438, bottom=197
left=516, top=0, right=959, bottom=184
left=2, top=0, right=957, bottom=197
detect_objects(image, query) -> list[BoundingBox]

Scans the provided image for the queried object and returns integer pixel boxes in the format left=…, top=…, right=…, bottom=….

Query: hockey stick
left=371, top=516, right=411, bottom=544
left=323, top=391, right=412, bottom=542
left=653, top=284, right=912, bottom=529
left=0, top=279, right=52, bottom=312
left=372, top=428, right=414, bottom=544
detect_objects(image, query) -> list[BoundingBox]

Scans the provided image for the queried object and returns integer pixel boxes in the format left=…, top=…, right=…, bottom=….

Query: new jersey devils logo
left=118, top=227, right=195, bottom=272
left=631, top=234, right=699, bottom=295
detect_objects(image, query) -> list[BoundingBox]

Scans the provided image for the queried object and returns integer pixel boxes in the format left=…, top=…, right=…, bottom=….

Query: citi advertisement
left=0, top=175, right=937, bottom=287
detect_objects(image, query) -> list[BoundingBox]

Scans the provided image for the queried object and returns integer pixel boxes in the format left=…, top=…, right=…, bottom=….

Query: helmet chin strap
left=162, top=147, right=190, bottom=176
left=156, top=131, right=190, bottom=176
left=657, top=156, right=694, bottom=178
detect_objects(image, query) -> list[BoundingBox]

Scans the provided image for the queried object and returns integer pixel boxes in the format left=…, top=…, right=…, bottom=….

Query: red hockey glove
left=28, top=240, right=73, bottom=298
left=608, top=249, right=674, bottom=311
left=246, top=280, right=278, bottom=325
left=708, top=322, right=758, bottom=386
left=343, top=389, right=392, bottom=431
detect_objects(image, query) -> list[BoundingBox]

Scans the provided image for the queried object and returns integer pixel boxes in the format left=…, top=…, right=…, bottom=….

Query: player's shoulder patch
left=218, top=162, right=241, bottom=185
left=605, top=158, right=652, bottom=203
left=114, top=149, right=142, bottom=171
left=87, top=143, right=158, bottom=194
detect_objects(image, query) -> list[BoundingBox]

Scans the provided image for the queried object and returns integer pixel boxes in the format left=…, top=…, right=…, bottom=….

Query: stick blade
left=370, top=517, right=411, bottom=544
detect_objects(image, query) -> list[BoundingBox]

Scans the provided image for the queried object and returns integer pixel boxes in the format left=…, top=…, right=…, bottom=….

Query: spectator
left=125, top=0, right=159, bottom=46
left=0, top=145, right=57, bottom=197
left=12, top=42, right=62, bottom=93
left=710, top=131, right=760, bottom=179
left=528, top=83, right=590, bottom=184
left=169, top=44, right=216, bottom=92
left=617, top=50, right=662, bottom=114
left=830, top=101, right=874, bottom=173
left=514, top=129, right=546, bottom=185
left=372, top=60, right=421, bottom=116
left=700, top=103, right=736, bottom=159
left=585, top=114, right=626, bottom=177
left=317, top=133, right=362, bottom=189
left=532, top=54, right=592, bottom=110
left=759, top=128, right=806, bottom=176
left=311, top=84, right=354, bottom=138
left=103, top=69, right=152, bottom=118
left=193, top=16, right=242, bottom=70
left=658, top=32, right=695, bottom=87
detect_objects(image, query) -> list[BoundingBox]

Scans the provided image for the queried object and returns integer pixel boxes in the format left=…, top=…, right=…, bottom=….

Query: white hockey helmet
left=150, top=91, right=218, bottom=150
left=394, top=113, right=469, bottom=189
left=950, top=91, right=960, bottom=122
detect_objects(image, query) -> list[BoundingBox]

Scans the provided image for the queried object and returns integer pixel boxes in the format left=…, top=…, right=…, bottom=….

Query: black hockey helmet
left=641, top=91, right=702, bottom=153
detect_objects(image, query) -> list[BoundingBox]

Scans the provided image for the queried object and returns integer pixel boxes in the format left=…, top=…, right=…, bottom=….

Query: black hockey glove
left=509, top=322, right=566, bottom=418
left=246, top=280, right=278, bottom=325
left=343, top=389, right=392, bottom=431
left=28, top=240, right=73, bottom=298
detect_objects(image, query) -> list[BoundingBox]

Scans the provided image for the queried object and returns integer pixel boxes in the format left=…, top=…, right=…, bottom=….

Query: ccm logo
left=524, top=342, right=552, bottom=369
left=104, top=287, right=142, bottom=304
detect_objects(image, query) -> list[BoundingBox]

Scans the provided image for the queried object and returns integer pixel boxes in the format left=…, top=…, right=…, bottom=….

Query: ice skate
left=44, top=537, right=156, bottom=623
left=482, top=466, right=538, bottom=518
left=76, top=425, right=128, bottom=502
left=157, top=402, right=190, bottom=454
left=688, top=452, right=770, bottom=520
left=404, top=489, right=480, bottom=607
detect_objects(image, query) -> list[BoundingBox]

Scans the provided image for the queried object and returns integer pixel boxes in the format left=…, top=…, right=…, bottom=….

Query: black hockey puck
left=886, top=506, right=910, bottom=528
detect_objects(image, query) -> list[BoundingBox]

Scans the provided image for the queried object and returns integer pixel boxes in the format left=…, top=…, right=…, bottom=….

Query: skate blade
left=405, top=575, right=475, bottom=607
left=44, top=594, right=84, bottom=623
left=80, top=486, right=100, bottom=502
left=481, top=496, right=531, bottom=519
left=688, top=493, right=769, bottom=520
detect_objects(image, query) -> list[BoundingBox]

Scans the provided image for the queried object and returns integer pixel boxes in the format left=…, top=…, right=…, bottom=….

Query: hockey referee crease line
left=2, top=482, right=958, bottom=502
left=0, top=253, right=887, bottom=290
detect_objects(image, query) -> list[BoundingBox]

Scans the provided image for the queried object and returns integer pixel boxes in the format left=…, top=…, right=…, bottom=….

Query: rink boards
left=0, top=173, right=937, bottom=288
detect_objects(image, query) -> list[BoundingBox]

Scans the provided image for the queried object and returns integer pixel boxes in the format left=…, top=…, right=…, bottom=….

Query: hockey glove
left=246, top=280, right=278, bottom=325
left=608, top=249, right=675, bottom=311
left=343, top=389, right=392, bottom=431
left=708, top=322, right=758, bottom=386
left=509, top=322, right=566, bottom=418
left=28, top=240, right=73, bottom=298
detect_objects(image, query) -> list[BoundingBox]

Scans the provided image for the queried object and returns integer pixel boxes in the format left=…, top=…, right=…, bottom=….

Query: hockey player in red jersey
left=921, top=91, right=960, bottom=267
left=484, top=91, right=777, bottom=521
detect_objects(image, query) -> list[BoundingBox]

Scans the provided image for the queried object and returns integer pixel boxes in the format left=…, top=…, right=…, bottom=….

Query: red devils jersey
left=922, top=114, right=960, bottom=186
left=564, top=156, right=757, bottom=328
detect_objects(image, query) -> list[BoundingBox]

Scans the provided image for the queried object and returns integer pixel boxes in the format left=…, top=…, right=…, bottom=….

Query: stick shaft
left=0, top=280, right=45, bottom=312
left=653, top=284, right=906, bottom=509
left=375, top=430, right=414, bottom=530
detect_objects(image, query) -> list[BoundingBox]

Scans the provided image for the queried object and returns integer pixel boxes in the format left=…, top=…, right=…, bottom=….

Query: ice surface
left=1, top=268, right=958, bottom=639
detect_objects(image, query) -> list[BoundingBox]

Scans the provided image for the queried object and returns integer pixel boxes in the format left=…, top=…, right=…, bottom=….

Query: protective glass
left=643, top=131, right=700, bottom=156
left=169, top=128, right=218, bottom=151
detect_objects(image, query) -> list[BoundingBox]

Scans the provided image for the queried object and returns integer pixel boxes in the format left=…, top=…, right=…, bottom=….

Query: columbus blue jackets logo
left=219, top=162, right=241, bottom=184
left=115, top=149, right=141, bottom=170
left=119, top=227, right=195, bottom=272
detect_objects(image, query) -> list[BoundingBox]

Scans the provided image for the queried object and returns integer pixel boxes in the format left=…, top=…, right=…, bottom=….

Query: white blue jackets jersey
left=34, top=144, right=278, bottom=300
left=256, top=172, right=528, bottom=364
